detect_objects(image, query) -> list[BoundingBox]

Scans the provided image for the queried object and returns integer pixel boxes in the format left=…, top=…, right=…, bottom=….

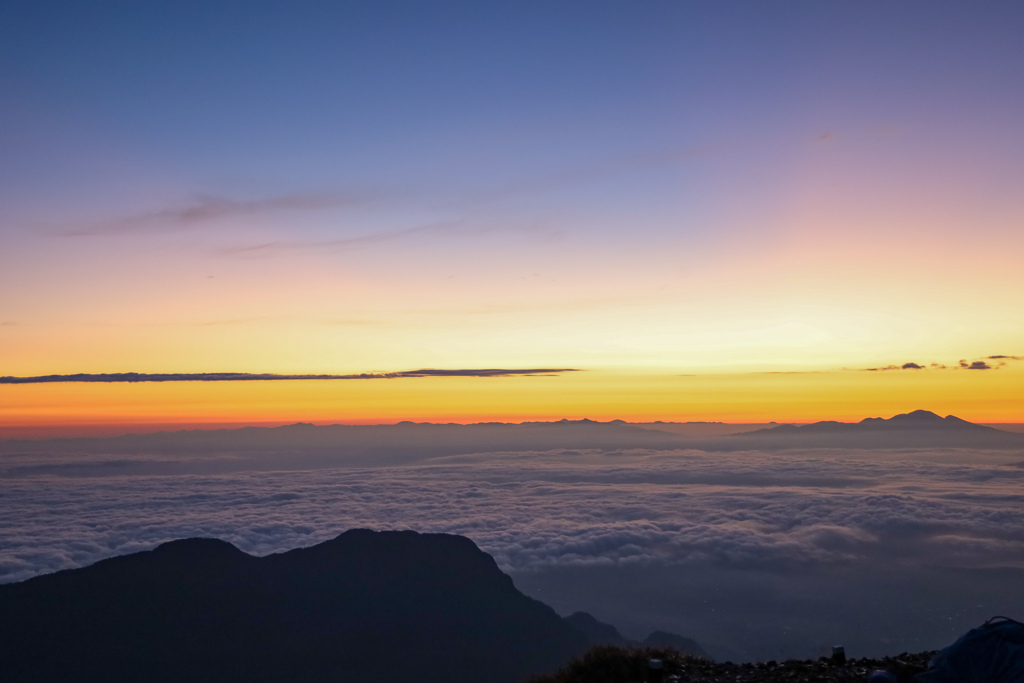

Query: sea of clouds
left=3, top=444, right=1023, bottom=660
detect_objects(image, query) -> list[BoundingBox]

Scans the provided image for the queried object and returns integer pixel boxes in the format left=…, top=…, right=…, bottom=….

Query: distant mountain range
left=749, top=409, right=996, bottom=434
left=1, top=412, right=1020, bottom=475
left=0, top=419, right=685, bottom=460
left=737, top=410, right=1024, bottom=449
left=565, top=611, right=708, bottom=658
left=0, top=530, right=703, bottom=683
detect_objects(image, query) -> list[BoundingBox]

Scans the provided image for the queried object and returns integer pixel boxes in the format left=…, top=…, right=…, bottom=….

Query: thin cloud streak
left=757, top=371, right=825, bottom=375
left=56, top=194, right=360, bottom=237
left=0, top=369, right=580, bottom=384
left=444, top=144, right=721, bottom=211
left=861, top=363, right=925, bottom=372
left=215, top=217, right=560, bottom=258
left=216, top=220, right=468, bottom=258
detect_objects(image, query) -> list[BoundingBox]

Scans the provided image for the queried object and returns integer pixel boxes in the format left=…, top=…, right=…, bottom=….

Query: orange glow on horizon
left=3, top=366, right=1021, bottom=438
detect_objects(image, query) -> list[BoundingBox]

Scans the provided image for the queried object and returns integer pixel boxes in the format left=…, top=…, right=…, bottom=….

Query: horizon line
left=4, top=411, right=1023, bottom=442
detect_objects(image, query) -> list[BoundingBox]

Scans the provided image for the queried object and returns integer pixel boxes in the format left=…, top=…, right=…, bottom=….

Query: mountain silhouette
left=0, top=420, right=687, bottom=471
left=0, top=530, right=592, bottom=683
left=738, top=410, right=1023, bottom=449
left=642, top=630, right=708, bottom=658
left=564, top=611, right=630, bottom=645
left=564, top=612, right=709, bottom=659
left=858, top=409, right=989, bottom=430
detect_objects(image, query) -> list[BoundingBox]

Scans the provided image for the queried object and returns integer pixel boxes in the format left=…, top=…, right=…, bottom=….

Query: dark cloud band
left=0, top=369, right=579, bottom=384
left=859, top=354, right=1023, bottom=372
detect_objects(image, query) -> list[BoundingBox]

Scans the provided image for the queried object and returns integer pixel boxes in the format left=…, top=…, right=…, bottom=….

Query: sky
left=2, top=0, right=1024, bottom=430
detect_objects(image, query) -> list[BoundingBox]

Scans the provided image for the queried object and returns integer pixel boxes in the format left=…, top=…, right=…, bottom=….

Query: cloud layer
left=2, top=440, right=1023, bottom=661
left=4, top=446, right=1022, bottom=581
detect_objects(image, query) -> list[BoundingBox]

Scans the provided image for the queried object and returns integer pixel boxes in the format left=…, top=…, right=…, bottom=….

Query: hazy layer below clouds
left=2, top=435, right=1023, bottom=661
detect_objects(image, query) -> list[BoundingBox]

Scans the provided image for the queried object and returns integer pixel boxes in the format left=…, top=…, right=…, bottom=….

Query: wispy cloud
left=860, top=363, right=925, bottom=372
left=216, top=219, right=470, bottom=258
left=56, top=194, right=359, bottom=237
left=0, top=369, right=580, bottom=384
left=452, top=144, right=719, bottom=209
left=988, top=355, right=1024, bottom=368
left=960, top=360, right=993, bottom=370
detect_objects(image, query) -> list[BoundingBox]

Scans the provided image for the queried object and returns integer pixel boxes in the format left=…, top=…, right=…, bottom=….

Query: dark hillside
left=0, top=530, right=589, bottom=683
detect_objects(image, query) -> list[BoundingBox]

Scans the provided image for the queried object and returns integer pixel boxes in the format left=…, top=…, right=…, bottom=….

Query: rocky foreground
left=527, top=646, right=935, bottom=683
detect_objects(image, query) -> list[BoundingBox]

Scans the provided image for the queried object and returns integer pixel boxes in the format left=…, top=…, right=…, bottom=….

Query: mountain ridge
left=750, top=410, right=1002, bottom=435
left=2, top=411, right=1016, bottom=448
left=2, top=413, right=1021, bottom=468
left=0, top=529, right=705, bottom=683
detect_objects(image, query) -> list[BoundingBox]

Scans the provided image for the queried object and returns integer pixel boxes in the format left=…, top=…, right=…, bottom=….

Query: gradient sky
left=2, top=1, right=1024, bottom=430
